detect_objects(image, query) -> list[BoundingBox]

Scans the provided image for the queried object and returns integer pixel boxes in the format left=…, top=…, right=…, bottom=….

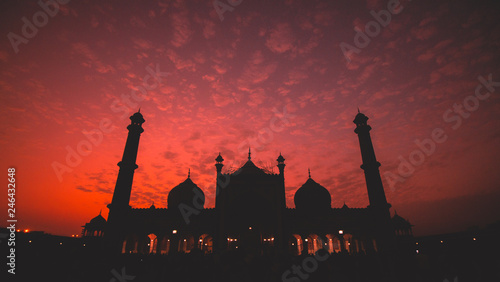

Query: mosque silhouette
left=82, top=110, right=413, bottom=257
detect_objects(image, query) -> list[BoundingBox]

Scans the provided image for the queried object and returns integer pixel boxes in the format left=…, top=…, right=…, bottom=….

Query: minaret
left=276, top=153, right=286, bottom=251
left=354, top=110, right=395, bottom=254
left=105, top=110, right=145, bottom=254
left=214, top=153, right=225, bottom=251
left=109, top=110, right=145, bottom=208
left=276, top=153, right=286, bottom=208
left=215, top=152, right=224, bottom=207
left=353, top=111, right=389, bottom=209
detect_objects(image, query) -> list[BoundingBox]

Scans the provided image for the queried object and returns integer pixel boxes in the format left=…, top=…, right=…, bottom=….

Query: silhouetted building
left=90, top=110, right=412, bottom=256
left=81, top=210, right=106, bottom=238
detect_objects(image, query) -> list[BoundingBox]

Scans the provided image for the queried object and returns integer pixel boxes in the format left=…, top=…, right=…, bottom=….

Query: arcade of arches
left=121, top=232, right=378, bottom=255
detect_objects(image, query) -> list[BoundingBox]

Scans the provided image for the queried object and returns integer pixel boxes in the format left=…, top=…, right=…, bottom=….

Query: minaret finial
left=248, top=147, right=251, bottom=161
left=138, top=107, right=141, bottom=113
left=357, top=107, right=360, bottom=113
left=99, top=209, right=102, bottom=215
left=308, top=168, right=311, bottom=178
left=188, top=168, right=190, bottom=178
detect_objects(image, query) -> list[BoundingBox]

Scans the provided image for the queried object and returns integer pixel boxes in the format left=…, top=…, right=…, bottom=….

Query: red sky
left=1, top=0, right=499, bottom=237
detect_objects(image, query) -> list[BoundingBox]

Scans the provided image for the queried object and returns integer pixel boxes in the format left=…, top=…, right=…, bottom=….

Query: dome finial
left=308, top=168, right=311, bottom=178
left=248, top=147, right=251, bottom=161
left=138, top=107, right=141, bottom=113
left=99, top=209, right=102, bottom=216
left=215, top=152, right=224, bottom=163
left=188, top=168, right=191, bottom=178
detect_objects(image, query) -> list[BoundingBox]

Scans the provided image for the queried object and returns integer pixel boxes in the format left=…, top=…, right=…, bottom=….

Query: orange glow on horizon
left=1, top=0, right=499, bottom=239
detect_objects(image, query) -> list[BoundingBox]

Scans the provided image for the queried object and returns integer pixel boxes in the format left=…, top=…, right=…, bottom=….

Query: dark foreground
left=2, top=227, right=500, bottom=282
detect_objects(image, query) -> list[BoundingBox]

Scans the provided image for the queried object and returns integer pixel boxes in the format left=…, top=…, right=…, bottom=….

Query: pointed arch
left=148, top=233, right=158, bottom=254
left=198, top=234, right=214, bottom=254
left=178, top=234, right=195, bottom=253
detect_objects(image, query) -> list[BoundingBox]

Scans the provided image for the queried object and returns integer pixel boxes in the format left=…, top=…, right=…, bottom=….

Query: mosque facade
left=82, top=110, right=413, bottom=256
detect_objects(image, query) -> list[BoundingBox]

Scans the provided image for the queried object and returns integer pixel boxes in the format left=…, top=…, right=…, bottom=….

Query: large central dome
left=167, top=176, right=205, bottom=209
left=294, top=176, right=331, bottom=212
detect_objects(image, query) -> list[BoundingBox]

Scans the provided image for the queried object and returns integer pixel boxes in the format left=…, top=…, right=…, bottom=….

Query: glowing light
left=29, top=240, right=32, bottom=243
left=416, top=250, right=419, bottom=254
left=71, top=235, right=75, bottom=237
left=339, top=230, right=343, bottom=235
left=60, top=242, right=62, bottom=245
left=172, top=230, right=177, bottom=234
left=305, top=239, right=308, bottom=242
left=183, top=239, right=186, bottom=241
left=416, top=242, right=419, bottom=245
left=440, top=240, right=443, bottom=243
left=249, top=227, right=252, bottom=230
left=24, top=229, right=29, bottom=233
left=473, top=238, right=476, bottom=241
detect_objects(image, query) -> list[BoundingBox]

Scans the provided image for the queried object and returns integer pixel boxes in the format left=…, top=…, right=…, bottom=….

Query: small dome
left=130, top=111, right=145, bottom=124
left=353, top=111, right=368, bottom=125
left=168, top=177, right=205, bottom=209
left=294, top=177, right=331, bottom=211
left=215, top=153, right=224, bottom=162
left=89, top=213, right=106, bottom=227
left=277, top=154, right=285, bottom=163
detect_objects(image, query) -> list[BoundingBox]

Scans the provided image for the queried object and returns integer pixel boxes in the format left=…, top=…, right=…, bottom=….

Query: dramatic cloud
left=0, top=0, right=499, bottom=237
